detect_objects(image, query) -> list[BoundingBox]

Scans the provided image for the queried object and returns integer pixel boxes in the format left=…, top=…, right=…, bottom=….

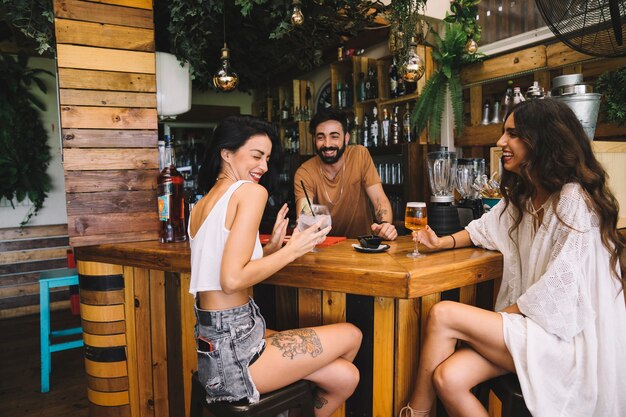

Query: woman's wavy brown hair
left=500, top=98, right=625, bottom=286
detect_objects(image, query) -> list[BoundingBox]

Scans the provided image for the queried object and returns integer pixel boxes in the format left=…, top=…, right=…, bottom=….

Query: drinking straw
left=300, top=180, right=316, bottom=219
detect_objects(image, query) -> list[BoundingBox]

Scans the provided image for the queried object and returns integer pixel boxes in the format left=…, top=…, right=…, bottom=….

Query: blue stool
left=39, top=267, right=84, bottom=392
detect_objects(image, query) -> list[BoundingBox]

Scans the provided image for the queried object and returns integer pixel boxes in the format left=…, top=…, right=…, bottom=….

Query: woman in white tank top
left=188, top=116, right=362, bottom=414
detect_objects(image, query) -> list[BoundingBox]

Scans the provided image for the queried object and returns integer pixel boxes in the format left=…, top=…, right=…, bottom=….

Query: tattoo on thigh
left=268, top=328, right=323, bottom=359
left=314, top=395, right=328, bottom=409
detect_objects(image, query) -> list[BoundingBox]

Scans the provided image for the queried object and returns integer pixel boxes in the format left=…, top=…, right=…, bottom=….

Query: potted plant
left=411, top=0, right=484, bottom=141
left=595, top=67, right=626, bottom=126
left=0, top=53, right=53, bottom=226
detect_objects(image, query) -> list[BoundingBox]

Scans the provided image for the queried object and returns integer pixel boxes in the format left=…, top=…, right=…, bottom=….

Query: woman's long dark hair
left=500, top=98, right=624, bottom=284
left=197, top=115, right=283, bottom=194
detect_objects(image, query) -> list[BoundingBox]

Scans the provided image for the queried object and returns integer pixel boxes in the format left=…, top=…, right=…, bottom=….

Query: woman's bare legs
left=249, top=322, right=362, bottom=417
left=406, top=301, right=516, bottom=415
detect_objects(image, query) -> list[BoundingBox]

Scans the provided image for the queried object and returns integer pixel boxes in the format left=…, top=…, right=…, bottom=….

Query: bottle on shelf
left=344, top=76, right=353, bottom=108
left=362, top=112, right=370, bottom=147
left=501, top=80, right=514, bottom=120
left=281, top=100, right=290, bottom=121
left=480, top=100, right=491, bottom=125
left=371, top=66, right=378, bottom=99
left=512, top=87, right=525, bottom=105
left=382, top=108, right=390, bottom=146
left=365, top=68, right=373, bottom=100
left=525, top=81, right=544, bottom=100
left=337, top=82, right=343, bottom=108
left=403, top=103, right=413, bottom=143
left=358, top=72, right=366, bottom=102
left=491, top=101, right=501, bottom=124
left=389, top=57, right=399, bottom=98
left=157, top=126, right=187, bottom=243
left=350, top=116, right=359, bottom=145
left=397, top=73, right=406, bottom=97
left=370, top=107, right=379, bottom=147
left=392, top=105, right=400, bottom=145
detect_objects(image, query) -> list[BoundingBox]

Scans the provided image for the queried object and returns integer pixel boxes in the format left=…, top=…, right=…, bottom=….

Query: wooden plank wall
left=0, top=225, right=71, bottom=318
left=53, top=0, right=160, bottom=247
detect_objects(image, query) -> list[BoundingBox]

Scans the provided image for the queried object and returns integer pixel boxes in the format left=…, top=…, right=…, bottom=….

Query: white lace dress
left=466, top=183, right=626, bottom=417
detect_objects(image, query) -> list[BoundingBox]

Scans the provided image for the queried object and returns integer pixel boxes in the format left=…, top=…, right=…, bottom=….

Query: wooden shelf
left=378, top=92, right=419, bottom=107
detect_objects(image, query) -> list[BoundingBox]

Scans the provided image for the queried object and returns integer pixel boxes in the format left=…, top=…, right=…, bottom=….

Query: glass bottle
left=513, top=87, right=526, bottom=105
left=370, top=107, right=379, bottom=147
left=382, top=108, right=390, bottom=146
left=281, top=100, right=290, bottom=121
left=362, top=112, right=370, bottom=147
left=501, top=80, right=514, bottom=120
left=337, top=81, right=343, bottom=108
left=403, top=103, right=413, bottom=143
left=345, top=76, right=353, bottom=107
left=389, top=57, right=399, bottom=98
left=157, top=127, right=187, bottom=243
left=392, top=105, right=400, bottom=145
left=365, top=68, right=373, bottom=100
left=358, top=72, right=366, bottom=102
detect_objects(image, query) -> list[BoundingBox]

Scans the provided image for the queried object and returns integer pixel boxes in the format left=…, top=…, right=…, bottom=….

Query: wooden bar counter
left=75, top=236, right=502, bottom=417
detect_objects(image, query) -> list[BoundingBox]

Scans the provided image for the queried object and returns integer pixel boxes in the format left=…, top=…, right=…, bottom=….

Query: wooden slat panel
left=297, top=289, right=322, bottom=328
left=87, top=388, right=130, bottom=406
left=459, top=285, right=477, bottom=305
left=419, top=293, right=440, bottom=345
left=0, top=236, right=69, bottom=252
left=68, top=211, right=159, bottom=237
left=77, top=260, right=124, bottom=275
left=58, top=68, right=156, bottom=92
left=0, top=247, right=68, bottom=264
left=133, top=267, right=155, bottom=417
left=60, top=89, right=156, bottom=108
left=123, top=266, right=141, bottom=417
left=394, top=299, right=420, bottom=416
left=57, top=45, right=155, bottom=73
left=322, top=291, right=346, bottom=417
left=55, top=19, right=154, bottom=51
left=372, top=296, right=394, bottom=417
left=66, top=190, right=156, bottom=216
left=60, top=106, right=157, bottom=129
left=88, top=375, right=130, bottom=392
left=456, top=124, right=501, bottom=147
left=275, top=286, right=298, bottom=330
left=0, top=258, right=67, bottom=275
left=80, top=288, right=126, bottom=305
left=81, top=303, right=125, bottom=322
left=54, top=0, right=153, bottom=28
left=470, top=86, right=483, bottom=127
left=180, top=273, right=196, bottom=417
left=460, top=46, right=547, bottom=85
left=93, top=0, right=152, bottom=9
left=63, top=148, right=158, bottom=170
left=546, top=42, right=594, bottom=68
left=0, top=224, right=68, bottom=240
left=150, top=270, right=169, bottom=417
left=85, top=358, right=128, bottom=378
left=82, top=319, right=126, bottom=335
left=62, top=129, right=157, bottom=148
left=65, top=169, right=158, bottom=193
left=70, top=230, right=159, bottom=248
left=83, top=332, right=127, bottom=347
left=580, top=57, right=626, bottom=78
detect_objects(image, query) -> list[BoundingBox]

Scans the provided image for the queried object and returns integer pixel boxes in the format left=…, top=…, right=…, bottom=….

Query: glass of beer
left=405, top=202, right=427, bottom=258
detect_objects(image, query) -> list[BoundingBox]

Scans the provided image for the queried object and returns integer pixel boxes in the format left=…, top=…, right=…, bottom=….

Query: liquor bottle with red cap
left=157, top=125, right=187, bottom=243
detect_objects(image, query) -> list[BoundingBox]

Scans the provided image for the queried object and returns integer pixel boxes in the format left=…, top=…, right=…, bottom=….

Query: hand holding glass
left=405, top=202, right=427, bottom=258
left=297, top=204, right=332, bottom=252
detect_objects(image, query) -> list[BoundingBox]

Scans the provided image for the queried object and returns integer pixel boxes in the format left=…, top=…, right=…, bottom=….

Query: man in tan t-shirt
left=294, top=107, right=397, bottom=240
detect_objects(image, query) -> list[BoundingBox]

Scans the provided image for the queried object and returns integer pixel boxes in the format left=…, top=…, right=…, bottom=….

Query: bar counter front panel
left=75, top=236, right=503, bottom=417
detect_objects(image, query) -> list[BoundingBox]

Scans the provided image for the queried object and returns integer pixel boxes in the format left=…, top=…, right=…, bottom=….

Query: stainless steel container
left=551, top=74, right=602, bottom=140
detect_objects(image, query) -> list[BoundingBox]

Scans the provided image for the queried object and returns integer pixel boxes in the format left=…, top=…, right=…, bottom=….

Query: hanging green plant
left=0, top=53, right=53, bottom=226
left=411, top=1, right=485, bottom=142
left=595, top=67, right=626, bottom=126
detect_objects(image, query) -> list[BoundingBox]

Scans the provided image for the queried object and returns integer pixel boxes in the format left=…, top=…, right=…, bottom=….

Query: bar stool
left=190, top=372, right=316, bottom=417
left=478, top=373, right=532, bottom=417
left=39, top=267, right=84, bottom=393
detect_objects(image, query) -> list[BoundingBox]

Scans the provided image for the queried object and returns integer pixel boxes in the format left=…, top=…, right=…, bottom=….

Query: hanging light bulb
left=213, top=4, right=238, bottom=92
left=213, top=44, right=239, bottom=92
left=465, top=38, right=479, bottom=55
left=400, top=37, right=425, bottom=83
left=291, top=0, right=304, bottom=26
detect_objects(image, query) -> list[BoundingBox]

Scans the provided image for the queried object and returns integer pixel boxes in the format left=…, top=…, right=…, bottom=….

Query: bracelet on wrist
left=450, top=234, right=456, bottom=249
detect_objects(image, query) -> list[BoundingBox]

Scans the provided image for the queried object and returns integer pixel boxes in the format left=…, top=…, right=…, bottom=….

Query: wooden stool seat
left=39, top=268, right=83, bottom=393
left=190, top=372, right=316, bottom=417
left=481, top=373, right=532, bottom=417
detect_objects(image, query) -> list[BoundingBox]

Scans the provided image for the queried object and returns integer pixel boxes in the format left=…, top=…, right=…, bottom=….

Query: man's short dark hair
left=309, top=107, right=348, bottom=136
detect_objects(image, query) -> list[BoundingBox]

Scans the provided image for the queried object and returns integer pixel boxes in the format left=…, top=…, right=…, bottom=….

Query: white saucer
left=352, top=243, right=390, bottom=253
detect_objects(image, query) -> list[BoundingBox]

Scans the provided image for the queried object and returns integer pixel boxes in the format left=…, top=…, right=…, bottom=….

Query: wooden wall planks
left=54, top=0, right=159, bottom=247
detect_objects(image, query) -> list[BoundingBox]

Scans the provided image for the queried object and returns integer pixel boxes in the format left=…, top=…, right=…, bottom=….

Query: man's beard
left=316, top=141, right=347, bottom=164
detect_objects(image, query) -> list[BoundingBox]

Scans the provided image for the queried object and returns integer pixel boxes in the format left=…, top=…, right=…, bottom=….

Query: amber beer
left=405, top=202, right=427, bottom=232
left=405, top=202, right=427, bottom=258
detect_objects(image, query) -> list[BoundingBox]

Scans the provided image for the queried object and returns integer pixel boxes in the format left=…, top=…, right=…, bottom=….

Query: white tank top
left=188, top=180, right=263, bottom=296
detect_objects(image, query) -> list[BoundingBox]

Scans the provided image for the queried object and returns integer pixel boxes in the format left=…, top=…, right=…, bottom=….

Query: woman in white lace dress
left=400, top=99, right=626, bottom=417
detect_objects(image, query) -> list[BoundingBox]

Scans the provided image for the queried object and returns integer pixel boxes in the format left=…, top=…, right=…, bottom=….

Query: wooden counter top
left=75, top=236, right=503, bottom=299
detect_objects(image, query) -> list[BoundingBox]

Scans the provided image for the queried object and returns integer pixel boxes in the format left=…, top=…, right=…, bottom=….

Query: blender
left=426, top=151, right=462, bottom=236
left=456, top=158, right=485, bottom=225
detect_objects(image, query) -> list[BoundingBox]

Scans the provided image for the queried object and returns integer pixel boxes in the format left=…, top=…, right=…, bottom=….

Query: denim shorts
left=195, top=298, right=266, bottom=404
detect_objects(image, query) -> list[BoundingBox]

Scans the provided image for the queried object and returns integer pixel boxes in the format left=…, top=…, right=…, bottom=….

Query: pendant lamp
left=291, top=0, right=304, bottom=26
left=400, top=37, right=425, bottom=83
left=213, top=5, right=239, bottom=92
